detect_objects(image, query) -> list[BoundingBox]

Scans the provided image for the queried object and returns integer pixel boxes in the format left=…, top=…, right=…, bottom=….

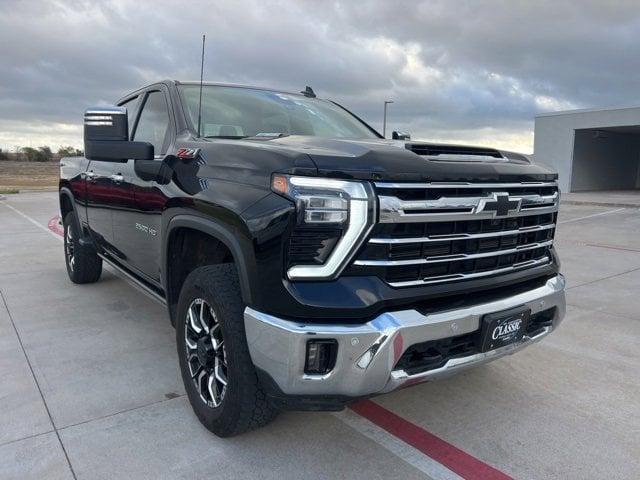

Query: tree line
left=0, top=146, right=84, bottom=162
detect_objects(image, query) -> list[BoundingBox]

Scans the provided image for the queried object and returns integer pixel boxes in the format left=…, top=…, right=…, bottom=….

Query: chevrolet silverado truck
left=59, top=80, right=565, bottom=437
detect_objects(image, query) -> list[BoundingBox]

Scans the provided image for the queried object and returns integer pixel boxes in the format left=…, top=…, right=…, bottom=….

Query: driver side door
left=112, top=88, right=173, bottom=284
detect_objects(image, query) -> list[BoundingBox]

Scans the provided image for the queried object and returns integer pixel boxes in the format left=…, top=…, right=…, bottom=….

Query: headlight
left=272, top=174, right=375, bottom=280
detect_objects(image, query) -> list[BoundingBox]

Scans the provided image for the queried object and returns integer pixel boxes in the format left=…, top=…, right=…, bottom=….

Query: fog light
left=304, top=339, right=338, bottom=375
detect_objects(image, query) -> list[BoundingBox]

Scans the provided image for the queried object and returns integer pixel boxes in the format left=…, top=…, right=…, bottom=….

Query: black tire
left=63, top=212, right=102, bottom=284
left=176, top=264, right=278, bottom=437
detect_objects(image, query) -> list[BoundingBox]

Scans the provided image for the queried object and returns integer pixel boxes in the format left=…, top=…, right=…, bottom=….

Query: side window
left=119, top=96, right=140, bottom=139
left=133, top=91, right=170, bottom=155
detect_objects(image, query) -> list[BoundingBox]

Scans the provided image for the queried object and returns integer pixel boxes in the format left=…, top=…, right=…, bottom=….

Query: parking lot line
left=2, top=203, right=62, bottom=242
left=583, top=243, right=640, bottom=253
left=557, top=207, right=625, bottom=224
left=0, top=291, right=78, bottom=480
left=349, top=400, right=513, bottom=480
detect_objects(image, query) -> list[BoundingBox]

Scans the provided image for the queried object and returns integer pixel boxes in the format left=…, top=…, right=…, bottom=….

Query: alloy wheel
left=65, top=223, right=75, bottom=271
left=184, top=298, right=228, bottom=407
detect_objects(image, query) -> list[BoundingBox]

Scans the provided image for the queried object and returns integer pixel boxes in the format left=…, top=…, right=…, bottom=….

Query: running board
left=97, top=253, right=167, bottom=305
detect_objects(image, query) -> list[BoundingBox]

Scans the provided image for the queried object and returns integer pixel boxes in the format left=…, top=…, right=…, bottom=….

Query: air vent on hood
left=406, top=143, right=504, bottom=161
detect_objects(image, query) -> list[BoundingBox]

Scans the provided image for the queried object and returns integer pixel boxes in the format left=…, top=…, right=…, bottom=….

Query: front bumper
left=244, top=274, right=565, bottom=399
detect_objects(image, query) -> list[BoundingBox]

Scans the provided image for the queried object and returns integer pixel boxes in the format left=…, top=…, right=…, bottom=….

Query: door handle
left=110, top=174, right=124, bottom=184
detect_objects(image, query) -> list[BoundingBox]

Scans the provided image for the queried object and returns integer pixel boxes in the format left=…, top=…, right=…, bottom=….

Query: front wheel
left=176, top=264, right=278, bottom=437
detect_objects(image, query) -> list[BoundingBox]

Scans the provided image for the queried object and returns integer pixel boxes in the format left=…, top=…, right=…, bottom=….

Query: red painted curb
left=350, top=400, right=513, bottom=480
left=48, top=215, right=63, bottom=237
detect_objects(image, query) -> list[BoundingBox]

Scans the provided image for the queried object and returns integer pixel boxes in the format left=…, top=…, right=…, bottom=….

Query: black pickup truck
left=59, top=80, right=565, bottom=437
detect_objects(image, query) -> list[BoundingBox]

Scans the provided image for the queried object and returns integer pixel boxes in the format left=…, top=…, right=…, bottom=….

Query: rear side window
left=134, top=91, right=170, bottom=155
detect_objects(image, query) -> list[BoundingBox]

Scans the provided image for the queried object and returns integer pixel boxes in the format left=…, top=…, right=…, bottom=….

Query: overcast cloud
left=1, top=0, right=639, bottom=153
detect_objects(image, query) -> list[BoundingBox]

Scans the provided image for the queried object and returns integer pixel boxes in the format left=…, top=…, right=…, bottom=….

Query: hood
left=243, top=136, right=556, bottom=183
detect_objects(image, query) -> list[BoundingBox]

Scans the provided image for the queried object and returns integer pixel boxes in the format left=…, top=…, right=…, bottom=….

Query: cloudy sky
left=2, top=0, right=639, bottom=153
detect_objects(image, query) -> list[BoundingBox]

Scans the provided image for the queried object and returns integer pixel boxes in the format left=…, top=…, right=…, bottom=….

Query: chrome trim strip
left=354, top=240, right=553, bottom=266
left=84, top=115, right=113, bottom=121
left=378, top=196, right=558, bottom=223
left=379, top=195, right=558, bottom=223
left=243, top=275, right=565, bottom=397
left=387, top=256, right=551, bottom=287
left=369, top=223, right=556, bottom=244
left=84, top=121, right=113, bottom=126
left=518, top=192, right=559, bottom=206
left=85, top=108, right=126, bottom=115
left=375, top=181, right=558, bottom=189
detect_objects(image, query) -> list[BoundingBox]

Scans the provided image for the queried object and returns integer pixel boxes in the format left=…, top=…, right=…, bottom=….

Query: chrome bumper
left=244, top=275, right=565, bottom=398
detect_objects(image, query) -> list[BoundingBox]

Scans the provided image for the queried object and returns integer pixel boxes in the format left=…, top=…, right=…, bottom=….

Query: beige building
left=534, top=106, right=640, bottom=192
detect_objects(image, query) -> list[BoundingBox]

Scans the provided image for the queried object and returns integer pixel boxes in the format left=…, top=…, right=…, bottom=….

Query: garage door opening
left=571, top=127, right=640, bottom=191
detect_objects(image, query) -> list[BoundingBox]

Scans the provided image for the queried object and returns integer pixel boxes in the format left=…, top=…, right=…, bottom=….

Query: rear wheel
left=63, top=212, right=102, bottom=284
left=176, top=264, right=278, bottom=437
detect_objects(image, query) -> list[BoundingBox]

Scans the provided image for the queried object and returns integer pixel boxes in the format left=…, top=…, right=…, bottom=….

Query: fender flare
left=59, top=187, right=96, bottom=247
left=59, top=186, right=74, bottom=215
left=59, top=187, right=83, bottom=234
left=162, top=214, right=255, bottom=310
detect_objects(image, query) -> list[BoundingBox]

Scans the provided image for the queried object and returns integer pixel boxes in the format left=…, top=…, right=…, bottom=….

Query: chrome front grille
left=350, top=181, right=559, bottom=287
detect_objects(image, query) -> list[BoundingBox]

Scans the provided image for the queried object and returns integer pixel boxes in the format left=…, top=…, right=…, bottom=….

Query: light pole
left=383, top=100, right=394, bottom=138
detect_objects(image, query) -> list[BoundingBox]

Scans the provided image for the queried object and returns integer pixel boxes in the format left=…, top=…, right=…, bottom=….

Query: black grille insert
left=395, top=332, right=479, bottom=375
left=526, top=307, right=556, bottom=336
left=352, top=213, right=556, bottom=285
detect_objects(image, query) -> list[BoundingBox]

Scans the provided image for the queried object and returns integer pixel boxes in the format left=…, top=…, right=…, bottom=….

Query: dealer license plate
left=480, top=307, right=530, bottom=352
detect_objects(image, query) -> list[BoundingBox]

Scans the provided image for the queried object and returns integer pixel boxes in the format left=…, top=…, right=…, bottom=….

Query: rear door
left=113, top=88, right=172, bottom=282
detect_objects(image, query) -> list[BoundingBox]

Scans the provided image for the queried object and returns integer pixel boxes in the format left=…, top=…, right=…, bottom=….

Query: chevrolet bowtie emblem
left=478, top=193, right=521, bottom=217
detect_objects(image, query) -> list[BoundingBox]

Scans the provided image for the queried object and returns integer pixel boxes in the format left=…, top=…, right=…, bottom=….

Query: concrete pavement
left=1, top=191, right=639, bottom=479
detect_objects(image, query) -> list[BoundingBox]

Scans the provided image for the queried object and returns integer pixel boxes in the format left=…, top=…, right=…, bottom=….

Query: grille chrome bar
left=388, top=256, right=552, bottom=288
left=368, top=223, right=555, bottom=244
left=375, top=181, right=558, bottom=189
left=379, top=192, right=558, bottom=223
left=354, top=240, right=553, bottom=267
left=356, top=181, right=559, bottom=288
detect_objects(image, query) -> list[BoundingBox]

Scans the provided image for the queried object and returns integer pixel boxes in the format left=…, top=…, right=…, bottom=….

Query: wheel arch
left=59, top=187, right=90, bottom=239
left=163, top=214, right=255, bottom=326
left=59, top=187, right=75, bottom=219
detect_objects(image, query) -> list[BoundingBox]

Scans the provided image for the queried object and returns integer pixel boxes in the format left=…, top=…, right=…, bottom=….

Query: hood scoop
left=406, top=143, right=506, bottom=162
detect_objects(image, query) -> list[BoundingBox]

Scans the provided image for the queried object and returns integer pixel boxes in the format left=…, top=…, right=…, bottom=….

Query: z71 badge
left=175, top=147, right=201, bottom=159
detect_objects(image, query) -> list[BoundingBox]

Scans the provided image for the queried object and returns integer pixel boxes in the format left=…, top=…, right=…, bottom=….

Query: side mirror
left=392, top=131, right=411, bottom=140
left=84, top=106, right=154, bottom=161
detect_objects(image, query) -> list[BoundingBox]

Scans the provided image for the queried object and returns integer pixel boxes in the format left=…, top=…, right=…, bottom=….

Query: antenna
left=197, top=34, right=206, bottom=137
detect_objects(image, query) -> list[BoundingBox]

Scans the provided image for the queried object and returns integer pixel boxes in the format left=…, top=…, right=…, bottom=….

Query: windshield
left=179, top=85, right=378, bottom=139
